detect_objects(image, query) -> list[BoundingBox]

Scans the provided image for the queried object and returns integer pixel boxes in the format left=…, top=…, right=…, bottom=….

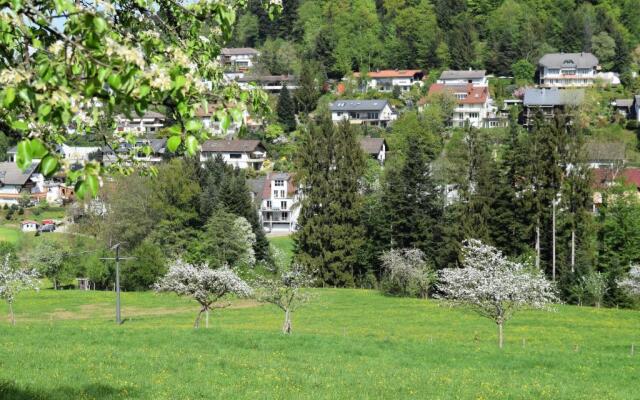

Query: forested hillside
left=232, top=0, right=640, bottom=81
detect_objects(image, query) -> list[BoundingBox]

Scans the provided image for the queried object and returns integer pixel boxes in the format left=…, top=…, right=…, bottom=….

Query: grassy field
left=268, top=234, right=295, bottom=263
left=0, top=226, right=24, bottom=244
left=0, top=288, right=638, bottom=399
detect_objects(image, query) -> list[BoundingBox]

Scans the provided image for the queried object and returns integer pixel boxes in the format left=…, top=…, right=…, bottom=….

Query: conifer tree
left=277, top=85, right=297, bottom=132
left=295, top=61, right=321, bottom=116
left=295, top=117, right=367, bottom=286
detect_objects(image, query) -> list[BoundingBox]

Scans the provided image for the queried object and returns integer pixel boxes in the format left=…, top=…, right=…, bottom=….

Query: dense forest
left=231, top=0, right=640, bottom=80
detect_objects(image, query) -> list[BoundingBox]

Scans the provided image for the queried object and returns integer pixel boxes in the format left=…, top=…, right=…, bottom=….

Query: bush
left=121, top=241, right=167, bottom=291
left=2, top=204, right=8, bottom=210
left=17, top=208, right=24, bottom=215
left=380, top=249, right=436, bottom=298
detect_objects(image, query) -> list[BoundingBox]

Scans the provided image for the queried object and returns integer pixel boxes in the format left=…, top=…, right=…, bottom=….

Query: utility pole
left=552, top=199, right=556, bottom=282
left=101, top=243, right=134, bottom=325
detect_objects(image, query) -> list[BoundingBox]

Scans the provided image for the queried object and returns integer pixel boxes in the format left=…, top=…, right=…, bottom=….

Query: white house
left=195, top=107, right=251, bottom=137
left=116, top=111, right=167, bottom=135
left=522, top=88, right=585, bottom=127
left=329, top=100, right=397, bottom=127
left=538, top=53, right=599, bottom=88
left=236, top=75, right=299, bottom=94
left=200, top=139, right=267, bottom=170
left=437, top=70, right=488, bottom=87
left=60, top=145, right=101, bottom=164
left=0, top=162, right=47, bottom=205
left=220, top=48, right=260, bottom=71
left=249, top=172, right=300, bottom=233
left=21, top=220, right=40, bottom=232
left=352, top=69, right=425, bottom=92
left=359, top=137, right=388, bottom=165
left=426, top=83, right=497, bottom=128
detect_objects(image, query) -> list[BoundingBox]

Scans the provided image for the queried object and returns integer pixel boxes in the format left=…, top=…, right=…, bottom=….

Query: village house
left=200, top=139, right=267, bottom=170
left=437, top=70, right=488, bottom=87
left=352, top=69, right=425, bottom=92
left=21, top=220, right=40, bottom=232
left=0, top=162, right=47, bottom=205
left=591, top=168, right=640, bottom=213
left=329, top=100, right=397, bottom=127
left=220, top=48, right=260, bottom=71
left=249, top=172, right=300, bottom=233
left=426, top=83, right=499, bottom=128
left=521, top=88, right=584, bottom=127
left=116, top=111, right=167, bottom=135
left=194, top=107, right=258, bottom=137
left=236, top=75, right=299, bottom=94
left=612, top=98, right=634, bottom=119
left=359, top=137, right=388, bottom=164
left=585, top=141, right=626, bottom=169
left=100, top=138, right=168, bottom=165
left=538, top=53, right=599, bottom=88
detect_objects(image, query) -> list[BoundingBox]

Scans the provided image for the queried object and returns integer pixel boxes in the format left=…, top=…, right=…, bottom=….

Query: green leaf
left=2, top=87, right=16, bottom=107
left=60, top=110, right=71, bottom=125
left=40, top=155, right=59, bottom=177
left=167, top=136, right=181, bottom=153
left=173, top=75, right=187, bottom=89
left=107, top=74, right=121, bottom=90
left=11, top=120, right=28, bottom=131
left=93, top=16, right=107, bottom=33
left=138, top=85, right=151, bottom=98
left=185, top=135, right=198, bottom=156
left=229, top=108, right=243, bottom=123
left=75, top=181, right=87, bottom=200
left=37, top=103, right=52, bottom=118
left=221, top=114, right=230, bottom=131
left=16, top=140, right=32, bottom=171
left=30, top=139, right=48, bottom=159
left=185, top=119, right=202, bottom=132
left=86, top=175, right=99, bottom=197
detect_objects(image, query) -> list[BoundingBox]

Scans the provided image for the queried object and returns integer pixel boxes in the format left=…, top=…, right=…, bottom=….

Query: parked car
left=38, top=224, right=56, bottom=233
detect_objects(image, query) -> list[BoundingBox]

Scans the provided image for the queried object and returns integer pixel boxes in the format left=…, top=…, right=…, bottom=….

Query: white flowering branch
left=0, top=254, right=40, bottom=326
left=618, top=265, right=640, bottom=297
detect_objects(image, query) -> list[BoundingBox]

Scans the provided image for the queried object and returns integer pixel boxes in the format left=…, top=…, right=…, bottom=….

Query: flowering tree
left=0, top=0, right=280, bottom=197
left=437, top=240, right=558, bottom=348
left=256, top=264, right=314, bottom=334
left=618, top=265, right=640, bottom=296
left=380, top=248, right=436, bottom=298
left=154, top=260, right=252, bottom=328
left=0, top=255, right=39, bottom=325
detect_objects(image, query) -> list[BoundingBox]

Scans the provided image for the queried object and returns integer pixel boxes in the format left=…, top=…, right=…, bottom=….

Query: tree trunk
left=194, top=307, right=206, bottom=329
left=53, top=279, right=57, bottom=290
left=8, top=301, right=15, bottom=326
left=498, top=321, right=504, bottom=349
left=205, top=309, right=209, bottom=329
left=282, top=309, right=292, bottom=334
left=535, top=223, right=541, bottom=269
left=571, top=229, right=576, bottom=273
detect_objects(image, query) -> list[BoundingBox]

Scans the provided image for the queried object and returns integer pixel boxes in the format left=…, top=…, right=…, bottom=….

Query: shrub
left=380, top=248, right=436, bottom=298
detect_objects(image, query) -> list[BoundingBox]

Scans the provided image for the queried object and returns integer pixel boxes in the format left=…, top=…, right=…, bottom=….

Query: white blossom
left=0, top=254, right=39, bottom=326
left=154, top=260, right=252, bottom=328
left=437, top=239, right=558, bottom=348
left=380, top=248, right=435, bottom=298
left=618, top=265, right=640, bottom=296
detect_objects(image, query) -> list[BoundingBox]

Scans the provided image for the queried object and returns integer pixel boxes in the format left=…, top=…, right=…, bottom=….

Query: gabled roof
left=201, top=139, right=265, bottom=153
left=592, top=168, right=640, bottom=189
left=359, top=137, right=387, bottom=155
left=247, top=178, right=266, bottom=204
left=329, top=100, right=390, bottom=112
left=439, top=70, right=486, bottom=80
left=614, top=99, right=633, bottom=108
left=353, top=69, right=424, bottom=79
left=262, top=172, right=296, bottom=198
left=523, top=88, right=584, bottom=106
left=539, top=53, right=599, bottom=69
left=0, top=161, right=40, bottom=186
left=221, top=47, right=260, bottom=56
left=427, top=84, right=489, bottom=104
left=585, top=141, right=626, bottom=162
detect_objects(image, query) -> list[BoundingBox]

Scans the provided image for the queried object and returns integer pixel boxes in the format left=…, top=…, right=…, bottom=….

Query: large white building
left=329, top=100, right=397, bottom=127
left=426, top=83, right=498, bottom=128
left=115, top=111, right=167, bottom=136
left=0, top=162, right=46, bottom=205
left=220, top=48, right=260, bottom=71
left=200, top=139, right=267, bottom=170
left=352, top=69, right=425, bottom=92
left=249, top=172, right=300, bottom=233
left=437, top=70, right=488, bottom=87
left=538, top=53, right=599, bottom=88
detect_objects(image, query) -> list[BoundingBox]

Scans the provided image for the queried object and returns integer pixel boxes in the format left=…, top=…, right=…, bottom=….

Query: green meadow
left=0, top=288, right=638, bottom=399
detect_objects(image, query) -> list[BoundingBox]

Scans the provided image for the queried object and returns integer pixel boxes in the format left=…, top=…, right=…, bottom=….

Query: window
left=282, top=212, right=289, bottom=220
left=280, top=190, right=285, bottom=198
left=229, top=153, right=241, bottom=159
left=274, top=180, right=284, bottom=187
left=273, top=191, right=279, bottom=198
left=467, top=112, right=479, bottom=119
left=280, top=201, right=287, bottom=209
left=366, top=112, right=379, bottom=120
left=455, top=93, right=467, bottom=100
left=349, top=112, right=359, bottom=119
left=266, top=200, right=272, bottom=208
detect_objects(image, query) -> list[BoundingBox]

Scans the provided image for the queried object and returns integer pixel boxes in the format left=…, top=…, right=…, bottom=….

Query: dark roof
left=237, top=75, right=297, bottom=83
left=439, top=70, right=486, bottom=80
left=329, top=100, right=390, bottom=112
left=359, top=138, right=387, bottom=155
left=614, top=99, right=633, bottom=108
left=221, top=47, right=259, bottom=56
left=148, top=138, right=167, bottom=153
left=523, top=88, right=584, bottom=106
left=201, top=139, right=265, bottom=153
left=585, top=141, right=626, bottom=162
left=247, top=178, right=266, bottom=203
left=0, top=161, right=39, bottom=186
left=117, top=110, right=166, bottom=121
left=538, top=53, right=599, bottom=69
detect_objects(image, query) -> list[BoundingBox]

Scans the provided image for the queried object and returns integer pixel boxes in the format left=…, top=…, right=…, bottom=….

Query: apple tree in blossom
left=437, top=239, right=558, bottom=348
left=154, top=260, right=252, bottom=328
left=0, top=255, right=39, bottom=326
left=618, top=265, right=640, bottom=297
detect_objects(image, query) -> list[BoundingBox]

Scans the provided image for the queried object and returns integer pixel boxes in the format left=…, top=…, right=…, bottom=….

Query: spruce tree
left=295, top=117, right=367, bottom=286
left=277, top=85, right=297, bottom=132
left=295, top=61, right=320, bottom=116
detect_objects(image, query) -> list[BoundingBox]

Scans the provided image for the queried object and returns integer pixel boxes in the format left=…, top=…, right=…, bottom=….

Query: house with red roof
left=352, top=69, right=425, bottom=93
left=591, top=167, right=640, bottom=212
left=425, top=83, right=500, bottom=128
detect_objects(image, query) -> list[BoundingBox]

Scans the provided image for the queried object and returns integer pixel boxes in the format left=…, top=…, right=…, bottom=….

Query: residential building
left=220, top=48, right=260, bottom=71
left=612, top=98, right=633, bottom=118
left=100, top=138, right=167, bottom=165
left=236, top=75, right=299, bottom=94
left=426, top=83, right=498, bottom=128
left=592, top=168, right=640, bottom=212
left=329, top=100, right=397, bottom=127
left=585, top=141, right=626, bottom=169
left=437, top=70, right=488, bottom=87
left=0, top=162, right=47, bottom=205
left=249, top=172, right=300, bottom=233
left=521, top=88, right=584, bottom=127
left=352, top=69, right=425, bottom=92
left=200, top=139, right=267, bottom=170
left=359, top=137, right=388, bottom=164
left=21, top=221, right=40, bottom=232
left=538, top=53, right=599, bottom=88
left=116, top=111, right=167, bottom=135
left=195, top=107, right=251, bottom=137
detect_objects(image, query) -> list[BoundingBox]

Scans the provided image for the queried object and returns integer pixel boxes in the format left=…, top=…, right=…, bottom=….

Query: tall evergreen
left=295, top=117, right=367, bottom=286
left=294, top=61, right=320, bottom=116
left=277, top=85, right=297, bottom=132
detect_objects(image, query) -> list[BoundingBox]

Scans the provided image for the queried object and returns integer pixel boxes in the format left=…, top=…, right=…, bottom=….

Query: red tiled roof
left=426, top=83, right=489, bottom=104
left=592, top=168, right=640, bottom=189
left=262, top=172, right=296, bottom=199
left=353, top=69, right=424, bottom=79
